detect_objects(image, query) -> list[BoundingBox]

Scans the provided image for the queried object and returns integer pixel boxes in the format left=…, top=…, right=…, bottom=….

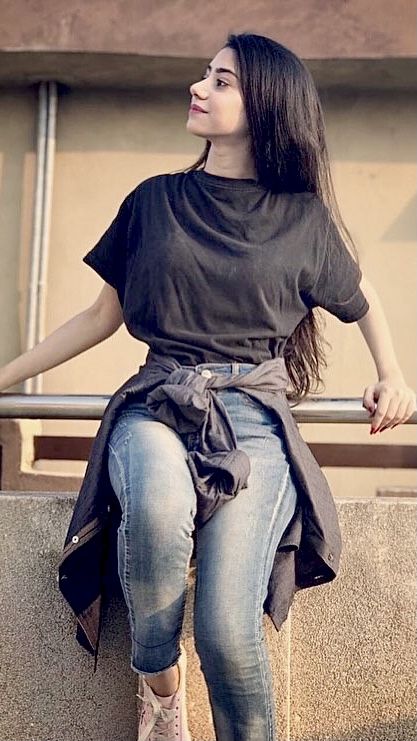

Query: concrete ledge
left=290, top=498, right=417, bottom=741
left=0, top=53, right=416, bottom=91
left=0, top=493, right=415, bottom=741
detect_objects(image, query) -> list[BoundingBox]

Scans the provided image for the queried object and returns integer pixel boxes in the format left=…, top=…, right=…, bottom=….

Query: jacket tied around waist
left=58, top=351, right=342, bottom=673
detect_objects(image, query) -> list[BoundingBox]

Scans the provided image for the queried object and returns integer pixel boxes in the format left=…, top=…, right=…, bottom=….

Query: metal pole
left=0, top=394, right=416, bottom=424
left=23, top=81, right=57, bottom=395
left=24, top=82, right=48, bottom=394
left=34, top=82, right=57, bottom=394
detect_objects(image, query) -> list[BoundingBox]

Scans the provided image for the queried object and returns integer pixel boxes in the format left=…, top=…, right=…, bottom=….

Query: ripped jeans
left=107, top=361, right=299, bottom=741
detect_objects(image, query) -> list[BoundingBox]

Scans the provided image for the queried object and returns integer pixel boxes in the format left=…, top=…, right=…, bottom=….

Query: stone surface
left=0, top=493, right=415, bottom=740
left=290, top=499, right=417, bottom=741
left=0, top=493, right=136, bottom=741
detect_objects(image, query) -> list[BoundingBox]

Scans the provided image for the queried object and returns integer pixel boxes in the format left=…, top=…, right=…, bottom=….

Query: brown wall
left=0, top=0, right=416, bottom=59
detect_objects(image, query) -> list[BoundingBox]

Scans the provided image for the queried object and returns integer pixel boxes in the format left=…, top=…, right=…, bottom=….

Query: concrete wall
left=0, top=493, right=415, bottom=740
left=0, top=88, right=36, bottom=377
left=0, top=82, right=415, bottom=494
left=1, top=0, right=415, bottom=59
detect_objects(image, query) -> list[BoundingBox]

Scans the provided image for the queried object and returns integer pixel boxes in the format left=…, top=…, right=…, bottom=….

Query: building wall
left=0, top=82, right=415, bottom=495
left=0, top=88, right=36, bottom=371
left=1, top=0, right=415, bottom=59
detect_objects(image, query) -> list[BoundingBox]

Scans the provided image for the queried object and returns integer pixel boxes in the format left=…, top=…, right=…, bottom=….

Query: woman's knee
left=194, top=598, right=260, bottom=668
left=194, top=625, right=260, bottom=681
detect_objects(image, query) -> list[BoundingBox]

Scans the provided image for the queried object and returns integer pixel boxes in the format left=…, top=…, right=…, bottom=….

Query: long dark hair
left=179, top=32, right=363, bottom=404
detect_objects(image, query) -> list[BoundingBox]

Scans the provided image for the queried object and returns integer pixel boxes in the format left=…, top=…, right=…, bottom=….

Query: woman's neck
left=203, top=144, right=257, bottom=180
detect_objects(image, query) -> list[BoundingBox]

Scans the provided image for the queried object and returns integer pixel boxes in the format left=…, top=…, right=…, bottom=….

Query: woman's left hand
left=362, top=375, right=417, bottom=434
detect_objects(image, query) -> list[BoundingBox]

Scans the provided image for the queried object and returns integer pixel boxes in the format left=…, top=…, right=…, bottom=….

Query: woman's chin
left=185, top=120, right=208, bottom=137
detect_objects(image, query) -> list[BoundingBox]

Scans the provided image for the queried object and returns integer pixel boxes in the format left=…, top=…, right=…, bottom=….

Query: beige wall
left=0, top=84, right=416, bottom=494
left=0, top=88, right=36, bottom=369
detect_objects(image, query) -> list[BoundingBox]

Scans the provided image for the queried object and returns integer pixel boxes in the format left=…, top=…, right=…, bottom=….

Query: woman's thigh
left=107, top=403, right=197, bottom=665
left=193, top=388, right=299, bottom=646
left=107, top=401, right=197, bottom=534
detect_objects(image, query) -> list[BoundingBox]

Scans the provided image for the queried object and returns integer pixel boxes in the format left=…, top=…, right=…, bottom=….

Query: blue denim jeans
left=107, top=361, right=298, bottom=740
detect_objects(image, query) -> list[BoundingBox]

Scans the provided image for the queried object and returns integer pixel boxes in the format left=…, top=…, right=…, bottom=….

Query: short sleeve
left=82, top=192, right=134, bottom=307
left=303, top=202, right=369, bottom=323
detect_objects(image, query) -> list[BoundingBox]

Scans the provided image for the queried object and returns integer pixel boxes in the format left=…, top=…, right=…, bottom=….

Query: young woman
left=0, top=32, right=415, bottom=741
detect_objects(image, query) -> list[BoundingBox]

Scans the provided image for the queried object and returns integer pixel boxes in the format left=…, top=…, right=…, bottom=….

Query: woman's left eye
left=199, top=75, right=227, bottom=86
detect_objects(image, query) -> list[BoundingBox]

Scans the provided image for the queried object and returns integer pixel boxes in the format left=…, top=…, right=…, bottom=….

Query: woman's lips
left=189, top=106, right=207, bottom=114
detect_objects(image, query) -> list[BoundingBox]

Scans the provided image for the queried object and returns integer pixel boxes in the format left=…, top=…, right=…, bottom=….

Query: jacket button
left=72, top=535, right=79, bottom=543
left=328, top=552, right=334, bottom=561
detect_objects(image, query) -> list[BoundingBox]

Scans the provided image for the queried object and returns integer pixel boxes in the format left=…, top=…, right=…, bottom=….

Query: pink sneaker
left=136, top=641, right=192, bottom=741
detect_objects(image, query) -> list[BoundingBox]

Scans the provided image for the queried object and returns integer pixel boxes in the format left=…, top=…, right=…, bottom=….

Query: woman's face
left=186, top=46, right=249, bottom=142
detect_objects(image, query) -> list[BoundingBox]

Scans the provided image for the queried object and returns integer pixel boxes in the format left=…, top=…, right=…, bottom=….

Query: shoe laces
left=152, top=704, right=179, bottom=740
left=136, top=690, right=179, bottom=740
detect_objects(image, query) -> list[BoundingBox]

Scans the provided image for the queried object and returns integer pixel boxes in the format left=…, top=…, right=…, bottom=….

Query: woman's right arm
left=0, top=283, right=123, bottom=392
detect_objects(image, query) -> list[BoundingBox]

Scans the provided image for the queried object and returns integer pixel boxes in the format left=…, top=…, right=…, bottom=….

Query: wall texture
left=1, top=0, right=415, bottom=58
left=0, top=494, right=415, bottom=740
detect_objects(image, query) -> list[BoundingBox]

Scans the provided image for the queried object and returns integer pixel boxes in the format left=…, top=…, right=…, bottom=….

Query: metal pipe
left=23, top=81, right=57, bottom=395
left=34, top=81, right=57, bottom=394
left=24, top=82, right=48, bottom=394
left=0, top=394, right=416, bottom=424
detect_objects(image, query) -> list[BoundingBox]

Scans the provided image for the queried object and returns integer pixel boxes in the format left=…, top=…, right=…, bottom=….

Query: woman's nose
left=189, top=79, right=207, bottom=98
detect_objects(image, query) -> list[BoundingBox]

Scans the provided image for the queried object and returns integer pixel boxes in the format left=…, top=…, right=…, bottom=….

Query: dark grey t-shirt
left=83, top=169, right=369, bottom=365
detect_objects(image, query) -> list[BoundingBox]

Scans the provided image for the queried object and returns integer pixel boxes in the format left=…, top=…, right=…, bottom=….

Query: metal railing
left=0, top=393, right=416, bottom=424
left=1, top=394, right=416, bottom=472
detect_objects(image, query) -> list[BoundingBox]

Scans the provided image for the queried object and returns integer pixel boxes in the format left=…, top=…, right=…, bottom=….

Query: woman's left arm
left=356, top=274, right=416, bottom=434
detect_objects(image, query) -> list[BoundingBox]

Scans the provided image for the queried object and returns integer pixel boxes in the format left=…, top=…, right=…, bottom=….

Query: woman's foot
left=136, top=642, right=192, bottom=741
